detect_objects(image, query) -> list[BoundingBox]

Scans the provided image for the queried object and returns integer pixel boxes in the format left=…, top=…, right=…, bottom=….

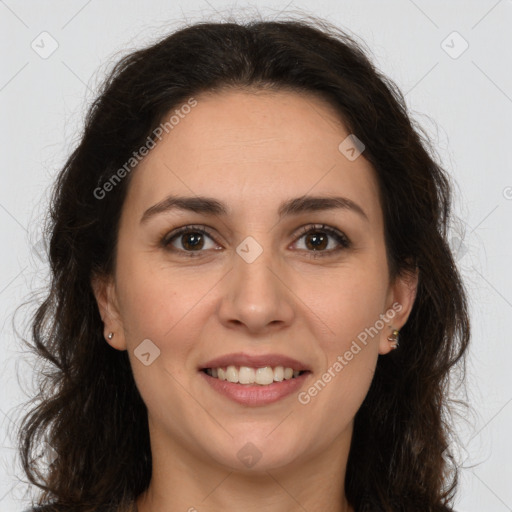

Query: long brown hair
left=17, top=16, right=470, bottom=512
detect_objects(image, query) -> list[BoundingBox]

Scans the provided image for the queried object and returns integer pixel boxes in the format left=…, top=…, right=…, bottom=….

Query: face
left=93, top=89, right=417, bottom=474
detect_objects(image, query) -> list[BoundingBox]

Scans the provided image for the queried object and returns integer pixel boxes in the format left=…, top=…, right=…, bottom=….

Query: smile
left=200, top=367, right=311, bottom=406
left=203, top=365, right=306, bottom=385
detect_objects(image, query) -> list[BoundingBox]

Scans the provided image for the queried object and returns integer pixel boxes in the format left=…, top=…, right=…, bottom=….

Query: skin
left=92, top=89, right=418, bottom=512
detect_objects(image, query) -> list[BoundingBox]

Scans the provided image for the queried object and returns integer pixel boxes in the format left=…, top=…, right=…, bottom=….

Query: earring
left=387, top=329, right=399, bottom=350
left=107, top=332, right=114, bottom=340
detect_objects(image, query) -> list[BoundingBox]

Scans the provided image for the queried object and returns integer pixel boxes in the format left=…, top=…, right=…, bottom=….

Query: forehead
left=122, top=88, right=382, bottom=225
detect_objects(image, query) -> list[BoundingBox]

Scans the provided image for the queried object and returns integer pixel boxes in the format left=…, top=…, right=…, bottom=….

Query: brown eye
left=304, top=231, right=329, bottom=251
left=162, top=226, right=219, bottom=256
left=293, top=224, right=351, bottom=256
left=179, top=232, right=206, bottom=251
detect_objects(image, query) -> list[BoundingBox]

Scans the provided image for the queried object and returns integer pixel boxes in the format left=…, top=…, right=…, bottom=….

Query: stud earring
left=387, top=329, right=399, bottom=350
left=107, top=332, right=114, bottom=340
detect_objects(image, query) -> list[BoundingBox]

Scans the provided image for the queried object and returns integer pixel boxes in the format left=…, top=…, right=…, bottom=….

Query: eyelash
left=160, top=223, right=351, bottom=259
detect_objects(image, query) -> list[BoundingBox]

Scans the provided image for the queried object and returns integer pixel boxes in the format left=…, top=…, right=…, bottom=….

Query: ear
left=378, top=266, right=419, bottom=355
left=91, top=273, right=127, bottom=351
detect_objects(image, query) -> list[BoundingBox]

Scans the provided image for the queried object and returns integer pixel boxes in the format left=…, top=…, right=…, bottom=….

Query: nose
left=216, top=239, right=295, bottom=335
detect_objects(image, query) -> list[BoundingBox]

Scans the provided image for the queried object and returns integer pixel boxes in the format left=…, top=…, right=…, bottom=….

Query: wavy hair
left=17, top=15, right=470, bottom=512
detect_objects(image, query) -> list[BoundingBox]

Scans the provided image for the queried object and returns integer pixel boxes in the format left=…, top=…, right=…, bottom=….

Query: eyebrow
left=140, top=194, right=369, bottom=224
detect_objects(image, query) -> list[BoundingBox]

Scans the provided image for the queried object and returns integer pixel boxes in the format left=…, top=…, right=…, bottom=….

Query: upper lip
left=200, top=352, right=311, bottom=372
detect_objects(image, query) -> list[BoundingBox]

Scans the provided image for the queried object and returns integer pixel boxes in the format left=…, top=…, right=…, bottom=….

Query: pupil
left=183, top=233, right=203, bottom=250
left=306, top=232, right=327, bottom=251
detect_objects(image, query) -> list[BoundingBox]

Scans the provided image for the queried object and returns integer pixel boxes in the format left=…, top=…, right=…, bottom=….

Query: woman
left=19, top=15, right=470, bottom=512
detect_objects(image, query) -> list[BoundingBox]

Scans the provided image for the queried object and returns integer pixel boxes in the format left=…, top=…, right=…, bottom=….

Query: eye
left=161, top=225, right=220, bottom=257
left=161, top=223, right=351, bottom=258
left=292, top=224, right=351, bottom=257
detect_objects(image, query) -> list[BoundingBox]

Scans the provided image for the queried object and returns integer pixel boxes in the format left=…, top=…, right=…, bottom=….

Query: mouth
left=201, top=366, right=309, bottom=386
left=198, top=353, right=312, bottom=406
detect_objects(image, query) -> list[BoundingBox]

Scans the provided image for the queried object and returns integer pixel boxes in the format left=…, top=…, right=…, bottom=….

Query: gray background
left=1, top=1, right=511, bottom=511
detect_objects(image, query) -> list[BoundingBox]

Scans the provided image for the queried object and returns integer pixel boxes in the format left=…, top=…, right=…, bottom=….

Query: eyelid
left=160, top=224, right=220, bottom=251
left=161, top=223, right=351, bottom=256
left=291, top=223, right=351, bottom=253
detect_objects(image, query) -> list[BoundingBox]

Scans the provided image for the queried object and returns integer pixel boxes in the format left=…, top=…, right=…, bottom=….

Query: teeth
left=205, top=365, right=304, bottom=385
left=239, top=366, right=255, bottom=384
left=226, top=365, right=238, bottom=383
left=255, top=367, right=274, bottom=385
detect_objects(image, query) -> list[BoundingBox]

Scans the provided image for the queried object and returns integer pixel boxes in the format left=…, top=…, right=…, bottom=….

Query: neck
left=135, top=419, right=355, bottom=512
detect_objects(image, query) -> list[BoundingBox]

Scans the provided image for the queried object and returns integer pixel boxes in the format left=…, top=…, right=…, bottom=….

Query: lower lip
left=199, top=370, right=311, bottom=406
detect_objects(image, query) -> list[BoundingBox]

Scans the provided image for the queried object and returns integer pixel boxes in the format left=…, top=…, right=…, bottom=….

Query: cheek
left=308, top=264, right=389, bottom=346
left=119, top=263, right=212, bottom=428
left=116, top=256, right=226, bottom=402
left=298, top=292, right=381, bottom=446
left=304, top=350, right=377, bottom=449
left=299, top=266, right=386, bottom=408
left=117, top=251, right=212, bottom=340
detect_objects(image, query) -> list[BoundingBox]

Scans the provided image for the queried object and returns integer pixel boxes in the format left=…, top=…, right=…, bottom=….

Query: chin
left=205, top=434, right=303, bottom=473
